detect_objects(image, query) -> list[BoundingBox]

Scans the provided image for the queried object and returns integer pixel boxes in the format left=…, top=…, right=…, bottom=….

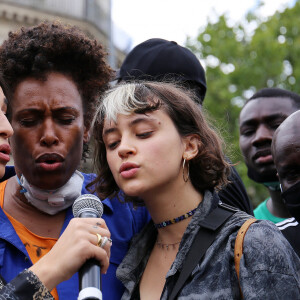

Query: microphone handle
left=79, top=259, right=101, bottom=291
left=78, top=211, right=102, bottom=300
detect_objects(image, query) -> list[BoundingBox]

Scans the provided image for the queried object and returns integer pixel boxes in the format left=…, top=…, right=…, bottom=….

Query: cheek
left=10, top=131, right=33, bottom=158
left=106, top=151, right=117, bottom=175
left=65, top=129, right=84, bottom=159
left=239, top=138, right=250, bottom=155
left=144, top=139, right=182, bottom=169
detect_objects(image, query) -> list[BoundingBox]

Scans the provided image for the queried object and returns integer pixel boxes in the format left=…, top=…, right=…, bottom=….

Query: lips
left=0, top=143, right=11, bottom=163
left=36, top=153, right=64, bottom=171
left=253, top=149, right=273, bottom=165
left=119, top=162, right=139, bottom=179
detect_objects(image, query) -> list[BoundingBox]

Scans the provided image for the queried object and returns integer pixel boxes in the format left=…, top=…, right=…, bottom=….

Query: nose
left=117, top=138, right=136, bottom=158
left=252, top=125, right=272, bottom=147
left=0, top=111, right=13, bottom=139
left=40, top=118, right=59, bottom=146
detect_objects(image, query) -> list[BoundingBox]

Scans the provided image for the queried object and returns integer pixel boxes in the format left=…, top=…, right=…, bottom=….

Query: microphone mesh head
left=72, top=194, right=104, bottom=218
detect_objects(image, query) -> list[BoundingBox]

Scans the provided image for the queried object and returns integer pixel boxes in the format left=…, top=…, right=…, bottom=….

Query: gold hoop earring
left=182, top=158, right=190, bottom=182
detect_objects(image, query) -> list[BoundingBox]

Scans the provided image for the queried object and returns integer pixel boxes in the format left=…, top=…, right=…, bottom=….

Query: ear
left=83, top=125, right=91, bottom=143
left=182, top=134, right=199, bottom=160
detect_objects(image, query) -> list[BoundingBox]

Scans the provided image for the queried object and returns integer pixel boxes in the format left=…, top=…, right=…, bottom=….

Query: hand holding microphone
left=29, top=194, right=111, bottom=300
left=73, top=194, right=109, bottom=300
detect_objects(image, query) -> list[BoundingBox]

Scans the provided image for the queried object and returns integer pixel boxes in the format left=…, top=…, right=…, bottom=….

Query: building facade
left=0, top=0, right=131, bottom=69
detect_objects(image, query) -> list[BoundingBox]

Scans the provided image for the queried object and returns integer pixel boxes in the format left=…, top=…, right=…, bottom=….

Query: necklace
left=154, top=207, right=197, bottom=229
left=156, top=240, right=181, bottom=250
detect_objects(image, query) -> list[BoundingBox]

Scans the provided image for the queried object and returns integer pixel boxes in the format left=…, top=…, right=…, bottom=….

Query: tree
left=186, top=0, right=300, bottom=206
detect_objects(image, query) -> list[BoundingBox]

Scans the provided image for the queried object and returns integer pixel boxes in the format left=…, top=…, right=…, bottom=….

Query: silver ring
left=100, top=236, right=109, bottom=248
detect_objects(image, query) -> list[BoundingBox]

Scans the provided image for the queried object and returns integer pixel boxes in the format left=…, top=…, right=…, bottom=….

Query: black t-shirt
left=218, top=165, right=254, bottom=216
left=276, top=218, right=300, bottom=258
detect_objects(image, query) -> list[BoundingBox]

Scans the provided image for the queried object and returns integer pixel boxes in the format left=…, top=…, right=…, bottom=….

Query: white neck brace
left=17, top=170, right=84, bottom=215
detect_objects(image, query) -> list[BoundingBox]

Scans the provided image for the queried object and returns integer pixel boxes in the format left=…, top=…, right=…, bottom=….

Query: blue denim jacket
left=117, top=190, right=300, bottom=299
left=0, top=172, right=150, bottom=299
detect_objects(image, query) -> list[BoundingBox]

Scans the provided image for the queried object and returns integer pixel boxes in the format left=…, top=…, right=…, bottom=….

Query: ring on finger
left=100, top=236, right=109, bottom=248
left=96, top=233, right=102, bottom=247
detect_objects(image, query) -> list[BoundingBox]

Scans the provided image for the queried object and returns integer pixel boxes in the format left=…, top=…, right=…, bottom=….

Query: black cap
left=117, top=38, right=207, bottom=103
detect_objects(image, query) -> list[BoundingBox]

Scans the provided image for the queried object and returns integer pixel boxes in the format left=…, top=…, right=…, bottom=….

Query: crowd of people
left=0, top=20, right=299, bottom=300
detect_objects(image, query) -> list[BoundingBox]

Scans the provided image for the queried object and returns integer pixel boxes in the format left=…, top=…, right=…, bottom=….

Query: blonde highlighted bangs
left=93, top=82, right=157, bottom=125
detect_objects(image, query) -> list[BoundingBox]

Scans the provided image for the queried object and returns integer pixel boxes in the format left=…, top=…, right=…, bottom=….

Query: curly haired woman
left=0, top=21, right=149, bottom=299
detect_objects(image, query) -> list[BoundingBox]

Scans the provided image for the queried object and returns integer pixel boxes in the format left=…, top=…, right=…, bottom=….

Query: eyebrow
left=103, top=116, right=157, bottom=136
left=240, top=113, right=287, bottom=127
left=17, top=106, right=79, bottom=114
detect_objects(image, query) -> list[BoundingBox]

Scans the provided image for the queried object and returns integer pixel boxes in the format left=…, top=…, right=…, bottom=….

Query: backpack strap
left=234, top=218, right=257, bottom=298
left=168, top=204, right=237, bottom=300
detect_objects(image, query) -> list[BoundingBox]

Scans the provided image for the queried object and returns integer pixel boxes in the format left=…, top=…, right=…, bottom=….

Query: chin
left=121, top=185, right=145, bottom=198
left=123, top=189, right=140, bottom=197
left=258, top=165, right=276, bottom=175
left=0, top=167, right=5, bottom=179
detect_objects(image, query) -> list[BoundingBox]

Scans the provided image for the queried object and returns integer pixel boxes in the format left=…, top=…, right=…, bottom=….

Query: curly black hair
left=0, top=20, right=113, bottom=128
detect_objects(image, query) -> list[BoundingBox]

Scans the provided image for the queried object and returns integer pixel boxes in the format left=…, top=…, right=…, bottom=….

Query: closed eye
left=58, top=116, right=76, bottom=125
left=240, top=128, right=254, bottom=136
left=20, top=118, right=38, bottom=127
left=136, top=131, right=153, bottom=138
left=107, top=141, right=120, bottom=150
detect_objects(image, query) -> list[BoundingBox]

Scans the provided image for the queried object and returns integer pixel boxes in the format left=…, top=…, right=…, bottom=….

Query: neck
left=143, top=180, right=203, bottom=243
left=267, top=188, right=291, bottom=218
left=3, top=176, right=66, bottom=238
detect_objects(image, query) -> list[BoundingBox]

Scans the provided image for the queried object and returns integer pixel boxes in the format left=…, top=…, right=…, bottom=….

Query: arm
left=0, top=217, right=111, bottom=299
left=239, top=220, right=300, bottom=299
left=0, top=269, right=53, bottom=300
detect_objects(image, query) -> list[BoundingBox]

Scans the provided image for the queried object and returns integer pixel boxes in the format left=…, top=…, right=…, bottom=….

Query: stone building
left=0, top=0, right=132, bottom=69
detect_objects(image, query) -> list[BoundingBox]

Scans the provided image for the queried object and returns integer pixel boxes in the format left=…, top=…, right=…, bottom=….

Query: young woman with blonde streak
left=91, top=81, right=300, bottom=300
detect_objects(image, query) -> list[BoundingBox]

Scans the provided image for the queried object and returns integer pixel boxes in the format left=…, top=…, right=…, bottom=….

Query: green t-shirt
left=254, top=198, right=286, bottom=224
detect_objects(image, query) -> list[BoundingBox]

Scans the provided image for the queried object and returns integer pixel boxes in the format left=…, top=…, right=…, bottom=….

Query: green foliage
left=186, top=1, right=300, bottom=207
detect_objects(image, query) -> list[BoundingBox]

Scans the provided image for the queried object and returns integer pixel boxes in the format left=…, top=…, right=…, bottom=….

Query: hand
left=30, top=218, right=111, bottom=291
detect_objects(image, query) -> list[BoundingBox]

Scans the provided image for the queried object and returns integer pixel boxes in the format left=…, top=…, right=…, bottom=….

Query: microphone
left=72, top=194, right=104, bottom=300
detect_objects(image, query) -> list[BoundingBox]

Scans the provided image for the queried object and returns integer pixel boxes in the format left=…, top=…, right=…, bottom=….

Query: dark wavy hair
left=89, top=81, right=230, bottom=205
left=0, top=21, right=113, bottom=157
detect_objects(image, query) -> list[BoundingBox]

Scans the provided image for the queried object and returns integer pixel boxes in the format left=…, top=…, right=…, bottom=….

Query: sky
left=112, top=0, right=295, bottom=50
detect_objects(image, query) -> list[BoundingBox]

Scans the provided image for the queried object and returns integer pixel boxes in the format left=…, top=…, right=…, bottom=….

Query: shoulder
left=239, top=219, right=300, bottom=297
left=242, top=219, right=300, bottom=276
left=276, top=217, right=299, bottom=230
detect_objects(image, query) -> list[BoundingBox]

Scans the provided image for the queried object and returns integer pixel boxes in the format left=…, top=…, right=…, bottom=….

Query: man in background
left=239, top=87, right=300, bottom=223
left=271, top=110, right=300, bottom=256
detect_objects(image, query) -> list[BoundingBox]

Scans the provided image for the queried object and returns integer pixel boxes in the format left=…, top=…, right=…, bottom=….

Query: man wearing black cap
left=117, top=38, right=253, bottom=215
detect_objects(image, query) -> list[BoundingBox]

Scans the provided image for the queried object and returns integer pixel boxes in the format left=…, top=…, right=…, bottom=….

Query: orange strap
left=234, top=218, right=257, bottom=298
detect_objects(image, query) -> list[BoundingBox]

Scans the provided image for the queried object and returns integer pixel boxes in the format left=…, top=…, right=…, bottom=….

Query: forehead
left=239, top=97, right=296, bottom=124
left=103, top=109, right=170, bottom=129
left=12, top=72, right=82, bottom=109
left=274, top=117, right=300, bottom=156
